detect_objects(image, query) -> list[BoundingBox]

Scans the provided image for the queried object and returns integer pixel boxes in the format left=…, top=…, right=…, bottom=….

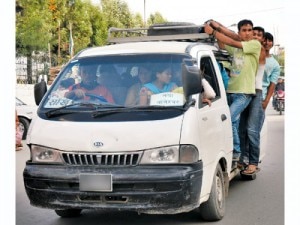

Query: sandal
left=237, top=162, right=247, bottom=170
left=242, top=164, right=257, bottom=175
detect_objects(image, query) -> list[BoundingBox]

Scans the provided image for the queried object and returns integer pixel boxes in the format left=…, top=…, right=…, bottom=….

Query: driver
left=65, top=64, right=115, bottom=103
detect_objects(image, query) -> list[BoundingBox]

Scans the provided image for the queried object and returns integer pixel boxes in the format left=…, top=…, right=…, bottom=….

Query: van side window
left=200, top=57, right=221, bottom=98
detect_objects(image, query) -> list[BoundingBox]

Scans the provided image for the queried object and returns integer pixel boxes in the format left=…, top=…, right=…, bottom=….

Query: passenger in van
left=172, top=64, right=216, bottom=106
left=200, top=63, right=216, bottom=100
left=98, top=65, right=126, bottom=104
left=139, top=64, right=178, bottom=105
left=125, top=65, right=152, bottom=106
left=65, top=64, right=115, bottom=103
left=171, top=64, right=182, bottom=86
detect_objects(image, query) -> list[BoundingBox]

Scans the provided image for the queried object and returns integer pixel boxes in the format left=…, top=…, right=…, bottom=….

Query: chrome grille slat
left=83, top=155, right=87, bottom=165
left=130, top=154, right=133, bottom=165
left=78, top=155, right=83, bottom=164
left=93, top=155, right=97, bottom=165
left=124, top=155, right=127, bottom=165
left=62, top=152, right=142, bottom=166
left=71, top=154, right=75, bottom=164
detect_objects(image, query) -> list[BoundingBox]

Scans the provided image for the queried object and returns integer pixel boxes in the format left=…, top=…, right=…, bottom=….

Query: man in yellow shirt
left=204, top=19, right=261, bottom=161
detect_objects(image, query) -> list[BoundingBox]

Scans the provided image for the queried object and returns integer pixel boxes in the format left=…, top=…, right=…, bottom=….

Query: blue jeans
left=227, top=93, right=252, bottom=153
left=239, top=90, right=264, bottom=165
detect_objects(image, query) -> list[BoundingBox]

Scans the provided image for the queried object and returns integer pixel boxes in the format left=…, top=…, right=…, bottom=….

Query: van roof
left=75, top=23, right=231, bottom=62
left=76, top=41, right=218, bottom=58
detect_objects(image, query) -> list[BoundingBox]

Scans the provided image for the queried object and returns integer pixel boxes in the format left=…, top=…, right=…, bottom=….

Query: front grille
left=61, top=152, right=142, bottom=166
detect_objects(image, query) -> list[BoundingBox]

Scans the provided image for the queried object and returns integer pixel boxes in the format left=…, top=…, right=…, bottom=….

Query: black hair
left=264, top=32, right=274, bottom=42
left=154, top=63, right=171, bottom=74
left=253, top=26, right=265, bottom=36
left=237, top=19, right=253, bottom=31
left=60, top=77, right=75, bottom=88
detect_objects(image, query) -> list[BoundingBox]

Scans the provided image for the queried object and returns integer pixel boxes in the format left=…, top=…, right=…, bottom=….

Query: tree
left=48, top=0, right=93, bottom=64
left=87, top=4, right=108, bottom=46
left=16, top=0, right=53, bottom=83
left=16, top=0, right=170, bottom=83
left=101, top=0, right=135, bottom=29
left=132, top=13, right=144, bottom=27
left=147, top=12, right=167, bottom=26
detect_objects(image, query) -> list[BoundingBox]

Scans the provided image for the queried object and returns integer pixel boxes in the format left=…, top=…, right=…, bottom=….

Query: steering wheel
left=85, top=93, right=108, bottom=103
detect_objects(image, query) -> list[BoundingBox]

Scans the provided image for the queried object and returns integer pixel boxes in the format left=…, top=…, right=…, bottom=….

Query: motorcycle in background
left=274, top=90, right=285, bottom=115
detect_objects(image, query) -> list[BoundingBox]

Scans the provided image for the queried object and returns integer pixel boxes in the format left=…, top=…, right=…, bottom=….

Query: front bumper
left=23, top=162, right=203, bottom=214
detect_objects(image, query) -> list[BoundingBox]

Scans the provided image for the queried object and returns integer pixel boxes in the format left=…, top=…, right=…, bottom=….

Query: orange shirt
left=70, top=84, right=115, bottom=103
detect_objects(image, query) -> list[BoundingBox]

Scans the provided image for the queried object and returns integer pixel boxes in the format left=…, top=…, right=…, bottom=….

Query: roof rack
left=107, top=22, right=232, bottom=63
left=107, top=23, right=213, bottom=44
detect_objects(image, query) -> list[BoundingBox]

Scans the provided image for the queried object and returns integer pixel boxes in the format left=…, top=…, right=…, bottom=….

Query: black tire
left=55, top=209, right=82, bottom=218
left=199, top=164, right=225, bottom=221
left=279, top=102, right=283, bottom=115
left=18, top=117, right=30, bottom=140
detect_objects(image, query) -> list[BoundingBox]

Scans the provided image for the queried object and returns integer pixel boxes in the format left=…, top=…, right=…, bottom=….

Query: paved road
left=15, top=106, right=284, bottom=225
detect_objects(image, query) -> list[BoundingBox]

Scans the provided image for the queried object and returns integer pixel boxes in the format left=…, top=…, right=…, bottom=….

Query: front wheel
left=278, top=101, right=283, bottom=115
left=18, top=117, right=30, bottom=140
left=55, top=209, right=82, bottom=218
left=199, top=164, right=225, bottom=221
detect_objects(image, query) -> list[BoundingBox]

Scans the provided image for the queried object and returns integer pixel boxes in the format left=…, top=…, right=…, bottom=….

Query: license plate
left=79, top=174, right=112, bottom=192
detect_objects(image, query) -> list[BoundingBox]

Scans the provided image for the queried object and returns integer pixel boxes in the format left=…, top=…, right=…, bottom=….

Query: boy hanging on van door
left=204, top=19, right=261, bottom=162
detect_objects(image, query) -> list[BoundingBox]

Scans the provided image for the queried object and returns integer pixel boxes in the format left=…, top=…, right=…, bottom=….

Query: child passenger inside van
left=172, top=63, right=216, bottom=106
left=125, top=65, right=153, bottom=106
left=139, top=64, right=178, bottom=106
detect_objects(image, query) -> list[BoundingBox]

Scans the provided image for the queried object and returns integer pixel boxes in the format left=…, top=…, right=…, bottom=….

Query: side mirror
left=182, top=59, right=202, bottom=100
left=34, top=80, right=47, bottom=105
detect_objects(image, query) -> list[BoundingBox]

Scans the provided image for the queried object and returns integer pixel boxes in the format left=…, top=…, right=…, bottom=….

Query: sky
left=94, top=0, right=285, bottom=47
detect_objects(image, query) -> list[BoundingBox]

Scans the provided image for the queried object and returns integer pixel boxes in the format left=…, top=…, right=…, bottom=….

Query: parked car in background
left=15, top=97, right=37, bottom=140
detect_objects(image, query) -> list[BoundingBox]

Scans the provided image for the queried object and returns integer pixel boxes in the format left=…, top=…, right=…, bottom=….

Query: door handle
left=221, top=114, right=227, bottom=121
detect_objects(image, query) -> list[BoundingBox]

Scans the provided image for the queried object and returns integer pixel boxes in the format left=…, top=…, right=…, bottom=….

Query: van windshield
left=43, top=54, right=191, bottom=109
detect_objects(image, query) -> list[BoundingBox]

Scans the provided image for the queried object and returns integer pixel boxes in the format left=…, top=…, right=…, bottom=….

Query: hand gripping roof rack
left=107, top=23, right=213, bottom=44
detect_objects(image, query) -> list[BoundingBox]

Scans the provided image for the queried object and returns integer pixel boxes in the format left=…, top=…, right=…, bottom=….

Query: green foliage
left=132, top=13, right=144, bottom=27
left=274, top=49, right=285, bottom=77
left=16, top=0, right=169, bottom=65
left=101, top=0, right=135, bottom=29
left=147, top=12, right=168, bottom=26
left=88, top=4, right=108, bottom=46
left=16, top=0, right=53, bottom=56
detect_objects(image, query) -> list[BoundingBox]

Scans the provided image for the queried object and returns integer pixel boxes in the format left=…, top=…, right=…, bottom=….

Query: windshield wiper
left=46, top=99, right=194, bottom=118
left=92, top=105, right=187, bottom=118
left=46, top=102, right=106, bottom=118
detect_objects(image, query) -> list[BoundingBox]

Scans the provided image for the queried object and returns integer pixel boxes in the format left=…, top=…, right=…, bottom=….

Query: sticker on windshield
left=150, top=92, right=184, bottom=106
left=44, top=97, right=73, bottom=108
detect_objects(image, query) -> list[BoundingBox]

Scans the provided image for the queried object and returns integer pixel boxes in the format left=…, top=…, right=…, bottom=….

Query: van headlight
left=31, top=145, right=63, bottom=163
left=140, top=145, right=198, bottom=164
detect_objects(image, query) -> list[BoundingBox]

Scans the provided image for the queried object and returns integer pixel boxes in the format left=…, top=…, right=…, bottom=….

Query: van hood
left=28, top=116, right=183, bottom=152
